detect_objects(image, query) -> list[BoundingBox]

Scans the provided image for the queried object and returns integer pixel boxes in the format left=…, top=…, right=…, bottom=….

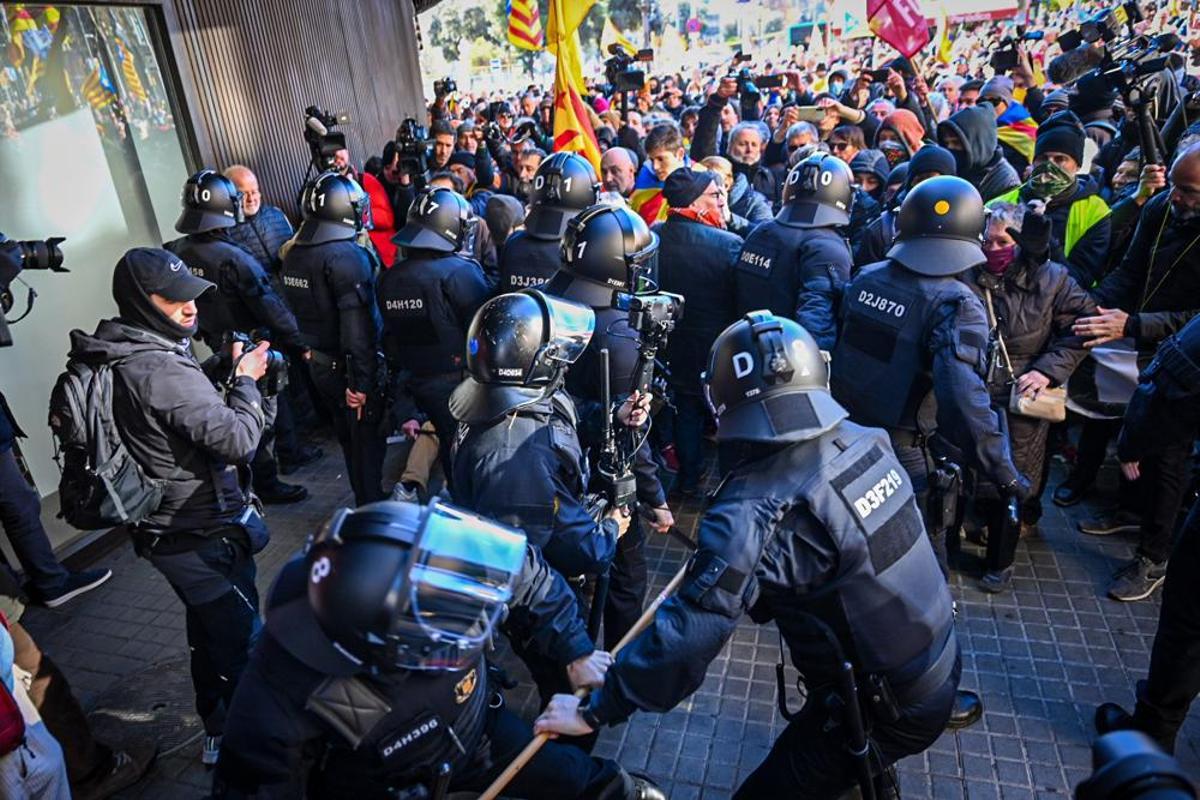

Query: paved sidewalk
left=17, top=443, right=1200, bottom=798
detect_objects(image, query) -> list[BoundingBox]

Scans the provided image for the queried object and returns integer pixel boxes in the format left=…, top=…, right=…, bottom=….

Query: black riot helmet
left=888, top=175, right=986, bottom=276
left=305, top=499, right=527, bottom=672
left=544, top=204, right=659, bottom=307
left=295, top=171, right=368, bottom=245
left=392, top=186, right=471, bottom=254
left=449, top=290, right=595, bottom=424
left=175, top=169, right=243, bottom=234
left=703, top=311, right=847, bottom=443
left=776, top=153, right=854, bottom=229
left=524, top=153, right=601, bottom=241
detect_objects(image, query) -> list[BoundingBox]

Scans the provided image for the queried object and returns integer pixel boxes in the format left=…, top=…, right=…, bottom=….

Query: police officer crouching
left=733, top=153, right=855, bottom=350
left=280, top=172, right=386, bottom=506
left=535, top=314, right=960, bottom=799
left=167, top=169, right=309, bottom=505
left=498, top=152, right=599, bottom=293
left=212, top=499, right=665, bottom=800
left=543, top=205, right=674, bottom=650
left=381, top=187, right=491, bottom=489
left=832, top=175, right=1031, bottom=730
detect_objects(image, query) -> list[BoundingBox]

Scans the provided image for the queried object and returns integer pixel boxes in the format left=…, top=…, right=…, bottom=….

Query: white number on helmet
left=310, top=556, right=331, bottom=584
left=820, top=171, right=833, bottom=187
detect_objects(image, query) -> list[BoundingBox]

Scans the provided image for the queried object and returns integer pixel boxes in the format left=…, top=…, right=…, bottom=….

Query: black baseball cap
left=115, top=247, right=214, bottom=302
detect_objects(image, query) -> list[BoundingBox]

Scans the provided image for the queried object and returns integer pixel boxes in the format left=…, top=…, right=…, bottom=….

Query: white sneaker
left=391, top=482, right=420, bottom=503
left=202, top=734, right=222, bottom=767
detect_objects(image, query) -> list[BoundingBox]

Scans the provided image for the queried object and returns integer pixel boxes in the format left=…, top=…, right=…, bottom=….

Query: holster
left=928, top=459, right=962, bottom=533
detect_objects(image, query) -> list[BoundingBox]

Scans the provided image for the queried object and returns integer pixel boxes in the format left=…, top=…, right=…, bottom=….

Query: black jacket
left=69, top=320, right=264, bottom=530
left=1024, top=176, right=1112, bottom=290
left=653, top=215, right=741, bottom=392
left=962, top=258, right=1095, bottom=481
left=0, top=392, right=22, bottom=454
left=225, top=206, right=294, bottom=275
left=1118, top=314, right=1200, bottom=463
left=1095, top=191, right=1200, bottom=361
left=938, top=106, right=1021, bottom=202
left=497, top=231, right=562, bottom=293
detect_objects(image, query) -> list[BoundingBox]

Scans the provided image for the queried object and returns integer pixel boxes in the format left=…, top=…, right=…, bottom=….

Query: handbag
left=982, top=288, right=1068, bottom=423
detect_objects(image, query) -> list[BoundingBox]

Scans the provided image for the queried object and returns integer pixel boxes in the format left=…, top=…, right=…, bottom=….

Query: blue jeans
left=0, top=447, right=70, bottom=594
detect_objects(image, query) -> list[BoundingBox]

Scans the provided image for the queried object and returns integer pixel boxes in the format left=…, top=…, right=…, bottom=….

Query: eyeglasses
left=830, top=141, right=850, bottom=151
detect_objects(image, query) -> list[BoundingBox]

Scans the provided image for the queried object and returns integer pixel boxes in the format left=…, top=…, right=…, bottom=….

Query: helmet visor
left=403, top=501, right=526, bottom=658
left=630, top=230, right=660, bottom=293
left=535, top=291, right=595, bottom=366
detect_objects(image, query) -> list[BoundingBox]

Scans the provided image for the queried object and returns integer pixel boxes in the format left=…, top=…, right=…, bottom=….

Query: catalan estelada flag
left=547, top=0, right=601, bottom=174
left=81, top=63, right=116, bottom=109
left=630, top=163, right=669, bottom=226
left=507, top=0, right=544, bottom=51
left=996, top=101, right=1039, bottom=166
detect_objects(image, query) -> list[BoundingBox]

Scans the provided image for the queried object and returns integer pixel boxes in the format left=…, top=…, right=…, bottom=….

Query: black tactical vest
left=498, top=231, right=562, bottom=293
left=165, top=235, right=252, bottom=341
left=733, top=221, right=850, bottom=318
left=739, top=422, right=954, bottom=684
left=378, top=254, right=476, bottom=376
left=279, top=243, right=345, bottom=354
left=832, top=260, right=968, bottom=432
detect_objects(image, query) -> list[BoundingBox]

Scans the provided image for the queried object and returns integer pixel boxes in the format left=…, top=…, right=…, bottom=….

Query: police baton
left=477, top=551, right=694, bottom=800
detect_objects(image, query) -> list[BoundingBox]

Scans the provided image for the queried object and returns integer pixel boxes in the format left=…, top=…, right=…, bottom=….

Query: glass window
left=0, top=4, right=191, bottom=548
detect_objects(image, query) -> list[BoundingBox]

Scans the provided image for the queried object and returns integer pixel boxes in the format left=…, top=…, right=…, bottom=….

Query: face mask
left=1026, top=160, right=1073, bottom=200
left=983, top=245, right=1016, bottom=275
left=950, top=146, right=972, bottom=176
left=829, top=80, right=844, bottom=97
left=879, top=141, right=908, bottom=168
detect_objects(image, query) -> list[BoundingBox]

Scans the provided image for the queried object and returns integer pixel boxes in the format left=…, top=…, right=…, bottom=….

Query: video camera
left=303, top=105, right=349, bottom=173
left=433, top=77, right=456, bottom=97
left=205, top=331, right=289, bottom=397
left=0, top=235, right=66, bottom=348
left=605, top=44, right=655, bottom=93
left=395, top=117, right=431, bottom=176
left=617, top=290, right=684, bottom=398
left=728, top=52, right=786, bottom=119
left=1058, top=2, right=1144, bottom=52
left=990, top=29, right=1044, bottom=72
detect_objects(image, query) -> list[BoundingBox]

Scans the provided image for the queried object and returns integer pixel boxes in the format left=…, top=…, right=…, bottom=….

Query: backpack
left=47, top=352, right=164, bottom=530
left=0, top=612, right=24, bottom=757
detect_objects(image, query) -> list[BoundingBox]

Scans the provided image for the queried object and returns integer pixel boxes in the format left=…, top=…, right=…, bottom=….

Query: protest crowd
left=5, top=0, right=1200, bottom=797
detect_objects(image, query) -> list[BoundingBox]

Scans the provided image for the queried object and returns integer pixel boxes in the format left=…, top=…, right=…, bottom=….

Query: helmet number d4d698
left=311, top=556, right=332, bottom=584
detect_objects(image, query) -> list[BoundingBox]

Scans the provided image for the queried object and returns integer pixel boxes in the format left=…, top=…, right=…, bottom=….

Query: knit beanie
left=1035, top=110, right=1087, bottom=167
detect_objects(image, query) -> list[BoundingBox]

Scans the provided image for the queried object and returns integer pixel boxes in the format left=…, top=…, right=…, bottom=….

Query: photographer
left=73, top=248, right=271, bottom=766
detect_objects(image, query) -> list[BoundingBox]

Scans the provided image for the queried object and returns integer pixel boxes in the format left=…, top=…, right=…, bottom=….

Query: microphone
left=1047, top=43, right=1107, bottom=84
left=305, top=115, right=329, bottom=137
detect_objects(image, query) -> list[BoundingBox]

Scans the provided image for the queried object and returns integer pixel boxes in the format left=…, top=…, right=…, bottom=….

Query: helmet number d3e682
left=310, top=556, right=332, bottom=584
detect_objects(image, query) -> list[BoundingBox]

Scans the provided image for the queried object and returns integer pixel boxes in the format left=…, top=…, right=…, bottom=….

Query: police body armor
left=263, top=556, right=490, bottom=793
left=497, top=231, right=562, bottom=292
left=378, top=253, right=479, bottom=377
left=832, top=259, right=980, bottom=433
left=279, top=241, right=374, bottom=356
left=166, top=235, right=265, bottom=342
left=736, top=421, right=956, bottom=690
left=733, top=221, right=850, bottom=320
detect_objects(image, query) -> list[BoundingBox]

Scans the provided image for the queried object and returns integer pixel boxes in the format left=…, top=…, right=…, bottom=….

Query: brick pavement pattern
left=18, top=444, right=1200, bottom=798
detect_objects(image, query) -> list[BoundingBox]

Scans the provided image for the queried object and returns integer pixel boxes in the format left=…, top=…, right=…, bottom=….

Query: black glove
left=1007, top=208, right=1052, bottom=265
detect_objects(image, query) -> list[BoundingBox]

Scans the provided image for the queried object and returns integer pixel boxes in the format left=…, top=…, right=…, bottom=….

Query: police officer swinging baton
left=478, top=539, right=695, bottom=800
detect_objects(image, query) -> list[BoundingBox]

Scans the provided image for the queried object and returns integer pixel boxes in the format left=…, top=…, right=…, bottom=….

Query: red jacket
left=362, top=172, right=398, bottom=267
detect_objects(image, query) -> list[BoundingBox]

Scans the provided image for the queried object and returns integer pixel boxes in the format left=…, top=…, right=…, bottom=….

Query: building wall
left=166, top=0, right=426, bottom=212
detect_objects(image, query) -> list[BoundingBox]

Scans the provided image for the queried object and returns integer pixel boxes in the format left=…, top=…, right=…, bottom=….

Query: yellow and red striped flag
left=114, top=37, right=148, bottom=103
left=548, top=0, right=601, bottom=174
left=81, top=63, right=116, bottom=109
left=507, top=0, right=544, bottom=51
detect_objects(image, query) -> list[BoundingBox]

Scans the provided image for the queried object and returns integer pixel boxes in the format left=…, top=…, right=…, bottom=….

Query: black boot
left=629, top=774, right=666, bottom=800
left=256, top=481, right=308, bottom=504
left=1095, top=702, right=1136, bottom=735
left=946, top=689, right=983, bottom=730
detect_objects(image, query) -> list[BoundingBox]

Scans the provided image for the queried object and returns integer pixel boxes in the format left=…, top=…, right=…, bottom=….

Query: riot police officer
left=212, top=499, right=665, bottom=799
left=450, top=290, right=627, bottom=578
left=280, top=171, right=386, bottom=506
left=832, top=175, right=1030, bottom=730
left=535, top=314, right=960, bottom=800
left=498, top=152, right=599, bottom=292
left=167, top=169, right=307, bottom=504
left=543, top=204, right=674, bottom=650
left=450, top=290, right=635, bottom=715
left=381, top=187, right=491, bottom=487
left=732, top=153, right=855, bottom=350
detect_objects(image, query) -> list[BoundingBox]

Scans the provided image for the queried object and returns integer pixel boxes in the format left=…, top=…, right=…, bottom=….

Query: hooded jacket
left=69, top=319, right=264, bottom=530
left=938, top=106, right=1021, bottom=202
left=875, top=110, right=925, bottom=156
